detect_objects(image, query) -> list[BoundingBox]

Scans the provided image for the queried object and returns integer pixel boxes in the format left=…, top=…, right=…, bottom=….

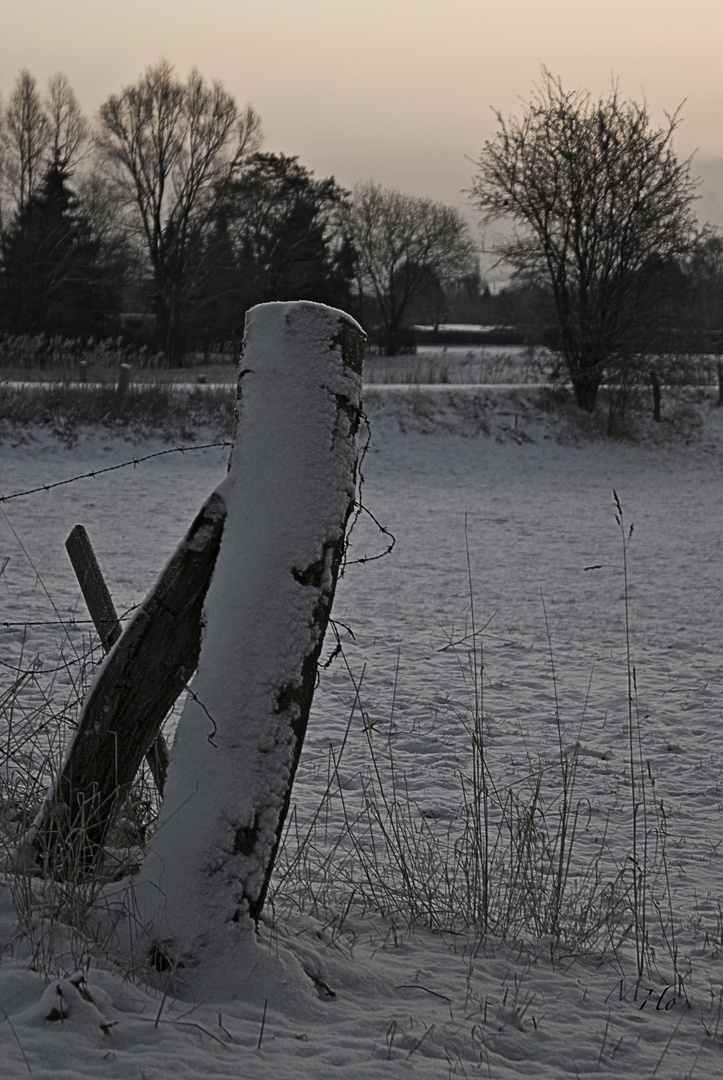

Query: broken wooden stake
left=65, top=525, right=122, bottom=652
left=65, top=524, right=169, bottom=793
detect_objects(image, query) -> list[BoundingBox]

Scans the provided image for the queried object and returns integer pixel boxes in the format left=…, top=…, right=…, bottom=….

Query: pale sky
left=2, top=0, right=723, bottom=241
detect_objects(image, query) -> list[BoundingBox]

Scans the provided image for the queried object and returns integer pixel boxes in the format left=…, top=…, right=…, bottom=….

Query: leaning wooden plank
left=32, top=493, right=227, bottom=871
left=65, top=524, right=170, bottom=794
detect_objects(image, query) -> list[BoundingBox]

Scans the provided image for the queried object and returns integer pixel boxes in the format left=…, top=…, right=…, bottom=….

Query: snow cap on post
left=136, top=302, right=365, bottom=985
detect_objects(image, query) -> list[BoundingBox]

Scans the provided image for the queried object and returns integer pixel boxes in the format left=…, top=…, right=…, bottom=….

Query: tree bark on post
left=136, top=301, right=365, bottom=978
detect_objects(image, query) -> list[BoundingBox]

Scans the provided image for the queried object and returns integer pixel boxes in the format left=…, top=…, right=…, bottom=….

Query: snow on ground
left=0, top=386, right=722, bottom=1077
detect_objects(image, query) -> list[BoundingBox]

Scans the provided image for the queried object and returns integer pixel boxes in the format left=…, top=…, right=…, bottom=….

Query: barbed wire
left=1, top=603, right=140, bottom=632
left=342, top=410, right=395, bottom=572
left=1, top=617, right=97, bottom=629
left=0, top=442, right=231, bottom=503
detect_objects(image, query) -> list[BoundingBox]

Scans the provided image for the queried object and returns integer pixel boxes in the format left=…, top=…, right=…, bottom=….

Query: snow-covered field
left=1, top=385, right=723, bottom=1078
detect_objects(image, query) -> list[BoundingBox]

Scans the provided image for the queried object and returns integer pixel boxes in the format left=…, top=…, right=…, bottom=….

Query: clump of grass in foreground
left=270, top=643, right=628, bottom=960
left=270, top=509, right=688, bottom=991
left=0, top=622, right=159, bottom=977
left=270, top=645, right=682, bottom=983
left=0, top=384, right=234, bottom=443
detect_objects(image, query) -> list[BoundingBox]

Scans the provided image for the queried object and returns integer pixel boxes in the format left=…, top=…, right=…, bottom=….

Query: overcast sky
left=2, top=0, right=723, bottom=243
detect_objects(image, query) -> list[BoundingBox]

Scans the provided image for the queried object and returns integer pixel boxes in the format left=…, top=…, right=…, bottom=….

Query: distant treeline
left=2, top=64, right=723, bottom=367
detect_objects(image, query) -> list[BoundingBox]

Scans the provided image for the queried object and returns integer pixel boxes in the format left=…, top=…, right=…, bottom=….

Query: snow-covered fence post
left=136, top=301, right=364, bottom=974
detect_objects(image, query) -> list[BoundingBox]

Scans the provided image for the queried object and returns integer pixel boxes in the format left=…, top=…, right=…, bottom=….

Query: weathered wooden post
left=31, top=495, right=227, bottom=870
left=135, top=301, right=364, bottom=977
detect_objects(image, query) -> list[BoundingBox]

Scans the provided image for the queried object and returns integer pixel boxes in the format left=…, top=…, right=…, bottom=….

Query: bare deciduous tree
left=2, top=70, right=50, bottom=217
left=97, top=60, right=262, bottom=362
left=470, top=70, right=699, bottom=412
left=46, top=73, right=88, bottom=173
left=350, top=181, right=475, bottom=354
left=1, top=71, right=88, bottom=245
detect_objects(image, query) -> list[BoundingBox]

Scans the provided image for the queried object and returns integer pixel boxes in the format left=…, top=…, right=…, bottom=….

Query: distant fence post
left=136, top=301, right=365, bottom=976
left=650, top=370, right=661, bottom=422
left=717, top=361, right=723, bottom=407
left=117, top=363, right=131, bottom=402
